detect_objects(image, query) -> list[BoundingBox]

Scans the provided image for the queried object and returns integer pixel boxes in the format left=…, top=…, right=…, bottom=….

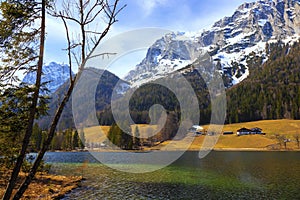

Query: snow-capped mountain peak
left=124, top=32, right=205, bottom=87
left=125, top=0, right=300, bottom=87
left=22, top=62, right=74, bottom=93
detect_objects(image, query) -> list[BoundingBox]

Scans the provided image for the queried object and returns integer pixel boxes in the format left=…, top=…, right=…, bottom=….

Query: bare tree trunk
left=2, top=1, right=46, bottom=199
left=13, top=79, right=75, bottom=199
left=12, top=1, right=125, bottom=199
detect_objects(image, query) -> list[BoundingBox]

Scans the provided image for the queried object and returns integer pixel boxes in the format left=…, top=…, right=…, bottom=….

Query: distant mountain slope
left=125, top=0, right=300, bottom=87
left=226, top=40, right=300, bottom=123
left=98, top=39, right=300, bottom=126
left=22, top=62, right=74, bottom=93
left=37, top=0, right=300, bottom=130
left=38, top=68, right=130, bottom=130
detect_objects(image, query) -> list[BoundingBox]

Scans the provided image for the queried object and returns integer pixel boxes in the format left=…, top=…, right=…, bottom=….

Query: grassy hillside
left=83, top=125, right=160, bottom=144
left=83, top=120, right=300, bottom=150
left=205, top=119, right=300, bottom=150
left=83, top=126, right=110, bottom=144
left=217, top=119, right=300, bottom=137
left=203, top=119, right=300, bottom=149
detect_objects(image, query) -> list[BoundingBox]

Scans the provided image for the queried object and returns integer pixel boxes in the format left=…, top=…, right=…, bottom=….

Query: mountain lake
left=42, top=151, right=300, bottom=199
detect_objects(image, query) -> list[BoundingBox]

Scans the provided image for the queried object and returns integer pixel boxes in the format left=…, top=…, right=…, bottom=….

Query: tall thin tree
left=1, top=0, right=47, bottom=199
left=12, top=0, right=125, bottom=199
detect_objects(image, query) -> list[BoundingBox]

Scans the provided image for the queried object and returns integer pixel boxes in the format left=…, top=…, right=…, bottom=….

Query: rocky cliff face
left=125, top=0, right=300, bottom=87
left=124, top=32, right=206, bottom=86
left=204, top=0, right=300, bottom=46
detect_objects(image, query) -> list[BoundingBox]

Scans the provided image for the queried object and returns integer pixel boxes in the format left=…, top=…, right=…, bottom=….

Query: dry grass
left=83, top=126, right=110, bottom=143
left=214, top=135, right=275, bottom=148
left=0, top=172, right=82, bottom=200
left=84, top=120, right=300, bottom=150
left=83, top=125, right=159, bottom=144
left=201, top=119, right=300, bottom=150
left=215, top=119, right=300, bottom=136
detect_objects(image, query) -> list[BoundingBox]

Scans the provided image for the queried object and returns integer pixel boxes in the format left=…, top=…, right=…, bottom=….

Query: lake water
left=44, top=151, right=300, bottom=199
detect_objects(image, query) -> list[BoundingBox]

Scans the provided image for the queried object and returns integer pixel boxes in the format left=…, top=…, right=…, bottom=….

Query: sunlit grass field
left=218, top=119, right=300, bottom=136
left=83, top=120, right=300, bottom=150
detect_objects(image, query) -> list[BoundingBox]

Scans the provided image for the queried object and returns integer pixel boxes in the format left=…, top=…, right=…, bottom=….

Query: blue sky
left=115, top=0, right=252, bottom=31
left=44, top=0, right=256, bottom=78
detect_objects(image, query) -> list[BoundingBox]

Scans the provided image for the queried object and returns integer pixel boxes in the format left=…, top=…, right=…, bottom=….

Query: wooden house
left=237, top=127, right=265, bottom=136
left=250, top=127, right=263, bottom=134
left=237, top=128, right=251, bottom=136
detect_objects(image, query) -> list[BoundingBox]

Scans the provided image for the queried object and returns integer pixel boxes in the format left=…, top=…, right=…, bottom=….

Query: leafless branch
left=93, top=0, right=126, bottom=48
left=84, top=4, right=105, bottom=24
left=61, top=15, right=73, bottom=83
left=85, top=30, right=103, bottom=35
left=49, top=0, right=126, bottom=78
left=88, top=52, right=117, bottom=60
left=84, top=0, right=105, bottom=24
left=72, top=51, right=81, bottom=66
left=54, top=11, right=81, bottom=24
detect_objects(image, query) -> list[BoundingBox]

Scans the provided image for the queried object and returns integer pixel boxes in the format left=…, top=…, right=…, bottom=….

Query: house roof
left=237, top=127, right=251, bottom=132
left=251, top=127, right=262, bottom=131
left=192, top=125, right=204, bottom=130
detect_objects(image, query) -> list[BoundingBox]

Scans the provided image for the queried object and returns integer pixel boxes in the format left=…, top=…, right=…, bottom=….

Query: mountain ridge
left=22, top=62, right=74, bottom=94
left=125, top=0, right=300, bottom=87
left=37, top=67, right=130, bottom=130
left=98, top=38, right=300, bottom=126
left=27, top=0, right=300, bottom=130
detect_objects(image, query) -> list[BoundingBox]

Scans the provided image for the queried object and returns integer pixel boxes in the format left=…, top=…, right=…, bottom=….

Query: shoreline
left=212, top=147, right=300, bottom=152
left=45, top=147, right=300, bottom=153
left=0, top=172, right=83, bottom=199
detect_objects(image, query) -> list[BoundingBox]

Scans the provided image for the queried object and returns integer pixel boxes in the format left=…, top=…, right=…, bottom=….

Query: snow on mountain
left=115, top=82, right=131, bottom=95
left=22, top=62, right=74, bottom=93
left=124, top=32, right=206, bottom=87
left=125, top=0, right=300, bottom=87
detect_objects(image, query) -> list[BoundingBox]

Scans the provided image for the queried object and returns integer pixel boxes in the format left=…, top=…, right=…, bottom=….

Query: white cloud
left=138, top=0, right=169, bottom=16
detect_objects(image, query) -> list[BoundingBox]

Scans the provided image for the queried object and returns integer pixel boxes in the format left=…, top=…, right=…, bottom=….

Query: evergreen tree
left=107, top=123, right=134, bottom=150
left=1, top=0, right=47, bottom=198
left=114, top=125, right=122, bottom=148
left=225, top=40, right=300, bottom=123
left=31, top=123, right=42, bottom=151
left=72, top=130, right=79, bottom=150
left=107, top=123, right=117, bottom=147
left=121, top=129, right=133, bottom=150
left=133, top=126, right=141, bottom=149
left=62, top=129, right=72, bottom=151
left=79, top=129, right=85, bottom=150
left=0, top=86, right=29, bottom=168
left=160, top=112, right=180, bottom=141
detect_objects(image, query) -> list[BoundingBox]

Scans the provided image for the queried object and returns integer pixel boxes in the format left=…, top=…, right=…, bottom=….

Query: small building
left=237, top=127, right=266, bottom=136
left=237, top=128, right=251, bottom=136
left=189, top=125, right=205, bottom=136
left=223, top=131, right=234, bottom=135
left=189, top=125, right=204, bottom=133
left=250, top=127, right=263, bottom=134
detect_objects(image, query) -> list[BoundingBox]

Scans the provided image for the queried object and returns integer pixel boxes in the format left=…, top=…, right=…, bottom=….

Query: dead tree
left=12, top=0, right=125, bottom=199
